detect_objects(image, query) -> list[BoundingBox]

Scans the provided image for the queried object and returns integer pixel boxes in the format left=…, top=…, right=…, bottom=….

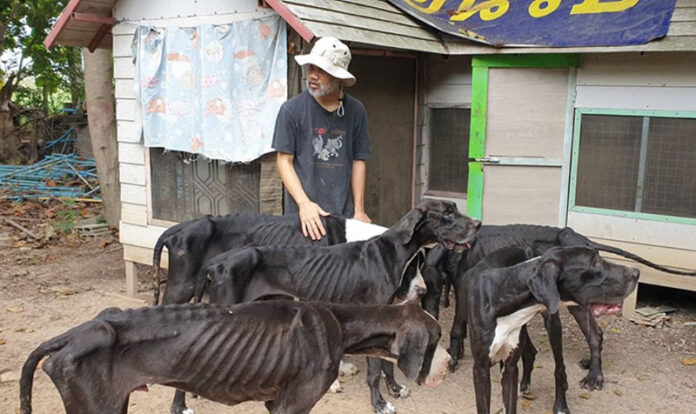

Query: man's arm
left=351, top=159, right=371, bottom=223
left=276, top=152, right=328, bottom=240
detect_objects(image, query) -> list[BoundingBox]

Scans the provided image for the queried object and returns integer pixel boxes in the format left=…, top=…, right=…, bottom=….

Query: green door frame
left=467, top=54, right=581, bottom=220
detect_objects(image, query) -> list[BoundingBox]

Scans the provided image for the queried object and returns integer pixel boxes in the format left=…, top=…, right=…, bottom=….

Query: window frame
left=570, top=107, right=696, bottom=226
left=424, top=103, right=471, bottom=199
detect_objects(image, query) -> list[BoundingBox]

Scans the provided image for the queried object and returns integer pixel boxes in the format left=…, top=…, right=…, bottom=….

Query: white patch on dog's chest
left=345, top=219, right=388, bottom=242
left=488, top=304, right=545, bottom=364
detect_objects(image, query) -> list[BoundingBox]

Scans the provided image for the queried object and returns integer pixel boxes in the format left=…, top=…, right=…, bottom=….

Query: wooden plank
left=668, top=21, right=696, bottom=36
left=577, top=53, right=696, bottom=87
left=302, top=21, right=446, bottom=54
left=284, top=0, right=420, bottom=27
left=567, top=211, right=696, bottom=253
left=115, top=98, right=135, bottom=121
left=112, top=23, right=136, bottom=36
left=115, top=78, right=135, bottom=99
left=113, top=33, right=134, bottom=58
left=119, top=142, right=144, bottom=165
left=286, top=3, right=438, bottom=41
left=487, top=68, right=568, bottom=158
left=114, top=56, right=135, bottom=79
left=482, top=166, right=562, bottom=226
left=575, top=85, right=696, bottom=111
left=120, top=183, right=147, bottom=205
left=123, top=243, right=167, bottom=268
left=75, top=1, right=115, bottom=16
left=332, top=0, right=402, bottom=13
left=675, top=0, right=695, bottom=8
left=125, top=259, right=137, bottom=296
left=119, top=163, right=146, bottom=186
left=622, top=287, right=639, bottom=318
left=672, top=6, right=696, bottom=21
left=120, top=221, right=168, bottom=249
left=121, top=202, right=148, bottom=226
left=116, top=120, right=139, bottom=143
left=609, top=258, right=696, bottom=292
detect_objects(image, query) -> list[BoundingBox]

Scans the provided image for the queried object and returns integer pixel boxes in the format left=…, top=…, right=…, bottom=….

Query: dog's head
left=394, top=199, right=480, bottom=252
left=390, top=302, right=451, bottom=388
left=535, top=246, right=640, bottom=316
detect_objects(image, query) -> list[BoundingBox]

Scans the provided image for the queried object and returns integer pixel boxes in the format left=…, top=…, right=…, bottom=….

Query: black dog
left=423, top=224, right=693, bottom=388
left=461, top=246, right=639, bottom=414
left=194, top=199, right=481, bottom=414
left=152, top=213, right=350, bottom=306
left=20, top=301, right=451, bottom=414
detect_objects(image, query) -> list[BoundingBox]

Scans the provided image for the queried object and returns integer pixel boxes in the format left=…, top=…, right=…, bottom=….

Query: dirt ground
left=1, top=217, right=695, bottom=413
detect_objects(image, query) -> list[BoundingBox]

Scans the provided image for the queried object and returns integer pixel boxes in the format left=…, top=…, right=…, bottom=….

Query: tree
left=83, top=48, right=120, bottom=227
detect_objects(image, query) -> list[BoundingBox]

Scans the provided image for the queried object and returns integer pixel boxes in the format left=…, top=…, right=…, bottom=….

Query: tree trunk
left=83, top=48, right=120, bottom=228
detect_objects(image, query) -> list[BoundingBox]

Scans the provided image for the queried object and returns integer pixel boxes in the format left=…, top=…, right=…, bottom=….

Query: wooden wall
left=112, top=0, right=277, bottom=268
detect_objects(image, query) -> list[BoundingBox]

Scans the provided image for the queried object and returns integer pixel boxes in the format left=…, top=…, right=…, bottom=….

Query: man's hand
left=299, top=201, right=330, bottom=240
left=353, top=210, right=372, bottom=224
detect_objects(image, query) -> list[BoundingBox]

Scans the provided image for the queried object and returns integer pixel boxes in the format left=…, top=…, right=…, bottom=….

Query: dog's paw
left=339, top=360, right=359, bottom=377
left=579, top=373, right=604, bottom=391
left=374, top=401, right=396, bottom=414
left=329, top=379, right=343, bottom=393
left=388, top=384, right=410, bottom=399
left=448, top=358, right=459, bottom=373
left=182, top=409, right=195, bottom=414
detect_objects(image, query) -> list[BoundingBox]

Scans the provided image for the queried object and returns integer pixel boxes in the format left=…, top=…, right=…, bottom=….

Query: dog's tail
left=19, top=333, right=72, bottom=414
left=592, top=242, right=696, bottom=276
left=152, top=228, right=175, bottom=305
left=193, top=264, right=211, bottom=303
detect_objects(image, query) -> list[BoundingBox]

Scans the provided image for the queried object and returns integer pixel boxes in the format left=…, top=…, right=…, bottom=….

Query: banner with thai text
left=388, top=0, right=676, bottom=47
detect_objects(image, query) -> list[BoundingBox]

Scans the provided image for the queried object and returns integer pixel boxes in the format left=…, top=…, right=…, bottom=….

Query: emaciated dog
left=20, top=301, right=451, bottom=414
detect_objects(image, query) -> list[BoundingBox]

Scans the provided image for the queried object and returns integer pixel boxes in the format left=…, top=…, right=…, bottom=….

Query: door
left=350, top=55, right=416, bottom=226
left=468, top=55, right=579, bottom=226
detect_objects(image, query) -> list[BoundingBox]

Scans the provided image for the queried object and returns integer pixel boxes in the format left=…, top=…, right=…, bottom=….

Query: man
left=272, top=37, right=372, bottom=240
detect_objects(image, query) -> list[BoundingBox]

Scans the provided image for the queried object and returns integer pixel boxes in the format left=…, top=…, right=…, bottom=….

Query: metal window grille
left=428, top=108, right=470, bottom=194
left=150, top=149, right=260, bottom=223
left=575, top=114, right=696, bottom=219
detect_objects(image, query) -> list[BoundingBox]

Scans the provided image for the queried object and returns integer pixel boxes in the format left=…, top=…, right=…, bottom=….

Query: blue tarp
left=388, top=0, right=676, bottom=47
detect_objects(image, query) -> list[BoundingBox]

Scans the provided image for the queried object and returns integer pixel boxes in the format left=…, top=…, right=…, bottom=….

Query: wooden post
left=125, top=260, right=137, bottom=297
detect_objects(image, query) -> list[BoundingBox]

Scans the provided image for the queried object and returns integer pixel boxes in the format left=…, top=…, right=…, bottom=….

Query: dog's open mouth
left=444, top=240, right=472, bottom=252
left=590, top=303, right=622, bottom=317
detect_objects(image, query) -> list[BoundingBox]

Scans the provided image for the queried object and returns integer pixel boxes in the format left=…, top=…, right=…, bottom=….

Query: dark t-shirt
left=272, top=90, right=372, bottom=216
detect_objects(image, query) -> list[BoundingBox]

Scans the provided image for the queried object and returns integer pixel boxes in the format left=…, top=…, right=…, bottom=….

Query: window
left=427, top=107, right=471, bottom=195
left=149, top=149, right=260, bottom=223
left=572, top=110, right=696, bottom=221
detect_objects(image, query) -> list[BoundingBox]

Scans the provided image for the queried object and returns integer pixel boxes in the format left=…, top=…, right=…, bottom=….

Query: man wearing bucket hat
left=272, top=37, right=372, bottom=240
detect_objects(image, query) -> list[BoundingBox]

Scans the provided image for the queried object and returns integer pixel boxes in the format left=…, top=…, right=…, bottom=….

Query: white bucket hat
left=295, top=37, right=356, bottom=87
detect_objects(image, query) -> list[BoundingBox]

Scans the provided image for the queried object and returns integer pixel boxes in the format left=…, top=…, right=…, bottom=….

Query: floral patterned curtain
left=133, top=15, right=287, bottom=163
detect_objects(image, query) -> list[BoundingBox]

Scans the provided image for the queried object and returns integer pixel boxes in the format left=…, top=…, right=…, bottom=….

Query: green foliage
left=53, top=199, right=79, bottom=234
left=1, top=0, right=84, bottom=113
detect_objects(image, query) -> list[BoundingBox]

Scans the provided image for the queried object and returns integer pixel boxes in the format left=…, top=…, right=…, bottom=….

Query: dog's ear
left=528, top=259, right=561, bottom=314
left=391, top=326, right=428, bottom=380
left=394, top=208, right=425, bottom=245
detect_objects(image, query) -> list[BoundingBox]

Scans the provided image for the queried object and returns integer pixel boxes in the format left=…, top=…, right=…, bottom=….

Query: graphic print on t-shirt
left=311, top=127, right=345, bottom=162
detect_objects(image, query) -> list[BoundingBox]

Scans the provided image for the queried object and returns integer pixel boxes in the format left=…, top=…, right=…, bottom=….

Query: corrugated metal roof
left=47, top=0, right=696, bottom=55
left=269, top=0, right=448, bottom=54
left=44, top=0, right=116, bottom=50
left=275, top=0, right=696, bottom=55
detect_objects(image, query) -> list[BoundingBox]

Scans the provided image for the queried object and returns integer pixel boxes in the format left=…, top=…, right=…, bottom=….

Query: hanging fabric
left=133, top=15, right=287, bottom=163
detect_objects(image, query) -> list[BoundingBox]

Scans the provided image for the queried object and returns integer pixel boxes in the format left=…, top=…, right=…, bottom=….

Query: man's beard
left=307, top=78, right=340, bottom=98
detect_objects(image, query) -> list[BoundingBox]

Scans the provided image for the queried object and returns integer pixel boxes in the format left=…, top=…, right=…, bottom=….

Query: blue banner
left=388, top=0, right=676, bottom=47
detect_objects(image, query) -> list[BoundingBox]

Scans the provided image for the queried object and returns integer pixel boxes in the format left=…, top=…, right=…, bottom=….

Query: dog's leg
left=473, top=359, right=492, bottom=414
left=502, top=351, right=522, bottom=414
left=448, top=281, right=467, bottom=372
left=518, top=325, right=537, bottom=395
left=568, top=306, right=604, bottom=391
left=170, top=389, right=193, bottom=414
left=367, top=357, right=396, bottom=414
left=544, top=312, right=570, bottom=414
left=382, top=361, right=410, bottom=398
